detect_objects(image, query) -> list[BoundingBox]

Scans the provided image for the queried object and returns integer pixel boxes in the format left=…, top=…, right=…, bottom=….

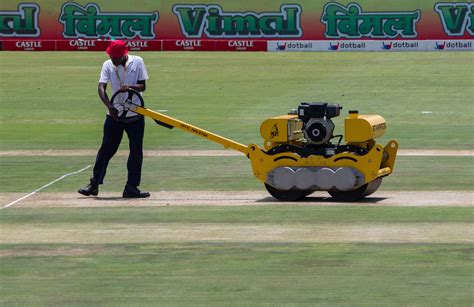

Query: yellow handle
left=134, top=106, right=250, bottom=156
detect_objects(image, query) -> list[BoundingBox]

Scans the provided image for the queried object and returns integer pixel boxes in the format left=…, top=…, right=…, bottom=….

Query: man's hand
left=108, top=106, right=119, bottom=121
left=120, top=85, right=130, bottom=92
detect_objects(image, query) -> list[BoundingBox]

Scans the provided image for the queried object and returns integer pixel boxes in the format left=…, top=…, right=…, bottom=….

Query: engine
left=259, top=102, right=388, bottom=156
left=297, top=103, right=342, bottom=145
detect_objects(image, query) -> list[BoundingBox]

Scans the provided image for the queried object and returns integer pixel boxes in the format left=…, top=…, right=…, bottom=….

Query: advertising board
left=1, top=1, right=472, bottom=51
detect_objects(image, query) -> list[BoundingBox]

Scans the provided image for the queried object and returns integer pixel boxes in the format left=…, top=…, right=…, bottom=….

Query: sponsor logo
left=273, top=41, right=313, bottom=51
left=372, top=123, right=387, bottom=132
left=173, top=4, right=302, bottom=38
left=59, top=2, right=159, bottom=39
left=270, top=124, right=279, bottom=139
left=276, top=42, right=287, bottom=50
left=15, top=41, right=41, bottom=48
left=69, top=39, right=96, bottom=47
left=228, top=40, right=254, bottom=48
left=127, top=41, right=148, bottom=49
left=435, top=3, right=473, bottom=36
left=382, top=41, right=419, bottom=50
left=329, top=42, right=339, bottom=50
left=328, top=42, right=366, bottom=50
left=321, top=3, right=420, bottom=39
left=176, top=40, right=201, bottom=48
left=0, top=3, right=41, bottom=37
left=286, top=41, right=313, bottom=50
left=435, top=41, right=472, bottom=50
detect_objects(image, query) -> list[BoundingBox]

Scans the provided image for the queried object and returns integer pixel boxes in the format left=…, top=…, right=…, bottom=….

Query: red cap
left=106, top=40, right=128, bottom=58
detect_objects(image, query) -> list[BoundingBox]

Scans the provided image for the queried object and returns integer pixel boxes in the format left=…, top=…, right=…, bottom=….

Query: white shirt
left=99, top=55, right=148, bottom=117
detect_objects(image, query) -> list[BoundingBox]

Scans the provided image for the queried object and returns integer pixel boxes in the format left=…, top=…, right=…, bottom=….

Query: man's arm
left=98, top=82, right=119, bottom=121
left=120, top=80, right=146, bottom=93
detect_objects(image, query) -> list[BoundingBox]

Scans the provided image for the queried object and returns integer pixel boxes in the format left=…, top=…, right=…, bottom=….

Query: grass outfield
left=0, top=243, right=471, bottom=305
left=0, top=156, right=473, bottom=192
left=0, top=156, right=474, bottom=192
left=1, top=206, right=473, bottom=305
left=0, top=52, right=473, bottom=150
left=1, top=51, right=473, bottom=305
left=2, top=206, right=473, bottom=224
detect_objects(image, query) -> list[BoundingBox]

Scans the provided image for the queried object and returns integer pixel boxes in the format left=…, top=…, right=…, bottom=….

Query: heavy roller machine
left=112, top=89, right=398, bottom=201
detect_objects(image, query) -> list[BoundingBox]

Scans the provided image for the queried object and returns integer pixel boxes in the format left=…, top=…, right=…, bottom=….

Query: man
left=78, top=40, right=150, bottom=198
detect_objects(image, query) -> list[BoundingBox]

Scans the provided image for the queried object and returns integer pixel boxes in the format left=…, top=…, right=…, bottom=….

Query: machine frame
left=112, top=89, right=398, bottom=201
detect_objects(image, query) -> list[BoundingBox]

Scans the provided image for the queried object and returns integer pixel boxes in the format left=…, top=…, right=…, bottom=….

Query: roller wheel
left=328, top=178, right=383, bottom=202
left=264, top=183, right=309, bottom=201
left=328, top=184, right=369, bottom=202
left=363, top=178, right=383, bottom=197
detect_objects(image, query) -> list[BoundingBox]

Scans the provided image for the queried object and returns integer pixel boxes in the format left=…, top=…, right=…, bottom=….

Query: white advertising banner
left=268, top=40, right=474, bottom=52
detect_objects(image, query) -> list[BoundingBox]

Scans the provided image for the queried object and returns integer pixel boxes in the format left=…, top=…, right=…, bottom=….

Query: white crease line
left=1, top=165, right=91, bottom=210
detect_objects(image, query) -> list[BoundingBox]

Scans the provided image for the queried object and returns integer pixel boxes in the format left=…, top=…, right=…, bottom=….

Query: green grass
left=1, top=200, right=473, bottom=306
left=1, top=206, right=473, bottom=224
left=0, top=156, right=472, bottom=192
left=1, top=242, right=472, bottom=305
left=1, top=51, right=472, bottom=306
left=0, top=52, right=473, bottom=150
left=2, top=206, right=473, bottom=305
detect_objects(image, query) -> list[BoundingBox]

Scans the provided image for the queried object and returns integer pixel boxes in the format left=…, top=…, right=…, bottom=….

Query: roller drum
left=334, top=168, right=358, bottom=191
left=294, top=168, right=316, bottom=190
left=271, top=167, right=296, bottom=190
left=267, top=166, right=365, bottom=192
left=313, top=168, right=336, bottom=190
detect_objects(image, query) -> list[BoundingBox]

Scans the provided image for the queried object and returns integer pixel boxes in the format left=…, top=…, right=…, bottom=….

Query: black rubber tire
left=363, top=178, right=383, bottom=197
left=264, top=183, right=309, bottom=201
left=327, top=178, right=384, bottom=202
left=328, top=184, right=369, bottom=202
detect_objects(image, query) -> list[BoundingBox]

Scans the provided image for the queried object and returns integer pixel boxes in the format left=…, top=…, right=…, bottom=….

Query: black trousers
left=93, top=115, right=145, bottom=187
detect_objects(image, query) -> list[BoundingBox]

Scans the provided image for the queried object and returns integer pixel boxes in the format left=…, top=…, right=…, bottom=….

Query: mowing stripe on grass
left=1, top=223, right=472, bottom=244
left=0, top=149, right=473, bottom=157
left=1, top=165, right=91, bottom=210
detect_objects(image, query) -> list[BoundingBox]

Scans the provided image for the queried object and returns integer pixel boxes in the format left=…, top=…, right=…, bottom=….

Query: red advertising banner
left=56, top=39, right=162, bottom=51
left=0, top=1, right=473, bottom=51
left=2, top=40, right=55, bottom=51
left=126, top=40, right=162, bottom=52
left=214, top=40, right=267, bottom=52
left=56, top=39, right=109, bottom=51
left=162, top=39, right=214, bottom=51
left=162, top=40, right=267, bottom=51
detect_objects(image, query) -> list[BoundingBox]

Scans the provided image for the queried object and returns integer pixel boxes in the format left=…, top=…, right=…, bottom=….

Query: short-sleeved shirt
left=99, top=55, right=148, bottom=118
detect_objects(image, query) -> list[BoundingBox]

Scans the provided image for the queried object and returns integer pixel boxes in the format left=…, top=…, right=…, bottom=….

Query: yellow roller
left=117, top=90, right=398, bottom=201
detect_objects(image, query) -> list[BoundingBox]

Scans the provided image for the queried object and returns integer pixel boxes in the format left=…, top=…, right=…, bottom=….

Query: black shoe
left=78, top=178, right=99, bottom=196
left=123, top=184, right=150, bottom=198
